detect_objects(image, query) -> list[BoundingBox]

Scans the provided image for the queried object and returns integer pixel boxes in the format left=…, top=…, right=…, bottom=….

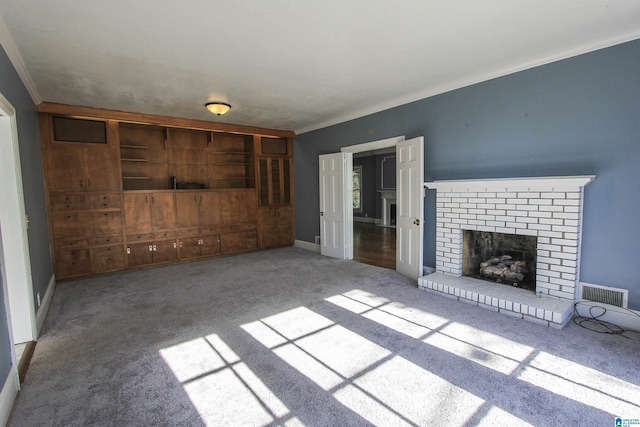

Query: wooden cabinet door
left=124, top=193, right=152, bottom=234
left=277, top=206, right=294, bottom=246
left=175, top=192, right=200, bottom=228
left=46, top=145, right=85, bottom=191
left=221, top=231, right=257, bottom=253
left=84, top=147, right=121, bottom=191
left=92, top=245, right=125, bottom=273
left=55, top=248, right=91, bottom=278
left=201, top=235, right=221, bottom=256
left=221, top=190, right=257, bottom=224
left=179, top=236, right=201, bottom=259
left=87, top=211, right=123, bottom=237
left=199, top=192, right=222, bottom=226
left=153, top=239, right=178, bottom=263
left=127, top=242, right=153, bottom=267
left=150, top=192, right=176, bottom=230
left=258, top=208, right=279, bottom=248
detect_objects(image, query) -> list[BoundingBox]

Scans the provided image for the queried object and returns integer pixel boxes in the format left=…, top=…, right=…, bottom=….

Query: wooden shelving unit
left=38, top=102, right=295, bottom=279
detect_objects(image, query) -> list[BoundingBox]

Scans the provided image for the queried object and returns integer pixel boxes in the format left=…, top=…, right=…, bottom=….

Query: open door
left=396, top=137, right=424, bottom=280
left=319, top=152, right=353, bottom=259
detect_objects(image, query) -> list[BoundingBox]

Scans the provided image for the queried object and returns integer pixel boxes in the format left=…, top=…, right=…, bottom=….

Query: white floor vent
left=580, top=282, right=628, bottom=308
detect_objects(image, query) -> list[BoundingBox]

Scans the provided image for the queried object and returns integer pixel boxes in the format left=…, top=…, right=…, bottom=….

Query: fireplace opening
left=462, top=230, right=537, bottom=291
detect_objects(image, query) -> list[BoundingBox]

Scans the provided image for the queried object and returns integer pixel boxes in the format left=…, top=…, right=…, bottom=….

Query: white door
left=319, top=152, right=353, bottom=259
left=396, top=137, right=424, bottom=280
left=0, top=93, right=36, bottom=343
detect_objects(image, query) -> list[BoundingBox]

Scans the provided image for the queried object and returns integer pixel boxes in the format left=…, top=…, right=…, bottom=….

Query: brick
left=477, top=214, right=496, bottom=221
left=444, top=203, right=459, bottom=208
left=561, top=273, right=577, bottom=281
left=562, top=259, right=577, bottom=268
left=529, top=211, right=552, bottom=218
left=564, top=206, right=580, bottom=213
left=552, top=225, right=579, bottom=233
left=537, top=249, right=550, bottom=257
left=486, top=198, right=506, bottom=204
left=564, top=219, right=579, bottom=227
left=468, top=220, right=485, bottom=226
left=468, top=208, right=486, bottom=215
left=478, top=226, right=496, bottom=232
left=452, top=197, right=468, bottom=203
left=538, top=243, right=562, bottom=252
left=541, top=192, right=566, bottom=199
left=496, top=204, right=516, bottom=211
left=478, top=203, right=496, bottom=209
left=538, top=269, right=561, bottom=278
left=537, top=256, right=561, bottom=265
left=507, top=198, right=529, bottom=205
left=563, top=232, right=579, bottom=240
left=515, top=228, right=537, bottom=236
left=487, top=221, right=506, bottom=227
left=518, top=192, right=541, bottom=198
left=561, top=245, right=578, bottom=254
left=508, top=210, right=529, bottom=217
left=551, top=251, right=577, bottom=260
left=486, top=209, right=507, bottom=216
left=460, top=203, right=477, bottom=209
left=539, top=218, right=563, bottom=225
left=516, top=204, right=539, bottom=211
left=496, top=227, right=516, bottom=234
left=538, top=237, right=550, bottom=244
left=516, top=216, right=538, bottom=223
left=528, top=223, right=552, bottom=231
left=552, top=212, right=579, bottom=219
left=497, top=192, right=517, bottom=198
left=451, top=218, right=467, bottom=225
left=566, top=192, right=581, bottom=199
left=468, top=198, right=486, bottom=204
left=550, top=277, right=575, bottom=287
left=538, top=231, right=563, bottom=238
left=551, top=238, right=578, bottom=247
left=538, top=205, right=564, bottom=212
left=460, top=214, right=476, bottom=220
left=529, top=199, right=552, bottom=205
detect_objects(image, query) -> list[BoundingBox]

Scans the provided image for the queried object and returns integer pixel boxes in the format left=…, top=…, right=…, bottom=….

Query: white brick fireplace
left=419, top=176, right=595, bottom=328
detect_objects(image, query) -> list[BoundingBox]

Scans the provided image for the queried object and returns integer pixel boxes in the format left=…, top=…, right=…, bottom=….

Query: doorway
left=0, top=91, right=37, bottom=349
left=352, top=148, right=396, bottom=269
left=319, top=135, right=424, bottom=280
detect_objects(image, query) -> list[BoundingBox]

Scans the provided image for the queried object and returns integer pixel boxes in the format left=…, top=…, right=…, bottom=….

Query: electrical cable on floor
left=573, top=301, right=640, bottom=340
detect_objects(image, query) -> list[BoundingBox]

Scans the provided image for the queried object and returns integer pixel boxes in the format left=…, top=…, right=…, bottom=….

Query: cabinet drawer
left=89, top=235, right=123, bottom=246
left=50, top=194, right=85, bottom=211
left=55, top=239, right=89, bottom=250
left=92, top=245, right=125, bottom=273
left=155, top=230, right=176, bottom=239
left=127, top=233, right=155, bottom=242
left=86, top=194, right=122, bottom=209
left=52, top=211, right=122, bottom=238
left=178, top=228, right=201, bottom=237
left=221, top=223, right=256, bottom=233
left=199, top=226, right=221, bottom=235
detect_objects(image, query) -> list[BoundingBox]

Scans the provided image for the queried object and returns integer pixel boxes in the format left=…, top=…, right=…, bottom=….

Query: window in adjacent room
left=353, top=165, right=363, bottom=212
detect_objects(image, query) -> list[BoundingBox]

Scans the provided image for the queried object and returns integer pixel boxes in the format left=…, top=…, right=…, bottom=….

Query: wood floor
left=353, top=222, right=396, bottom=269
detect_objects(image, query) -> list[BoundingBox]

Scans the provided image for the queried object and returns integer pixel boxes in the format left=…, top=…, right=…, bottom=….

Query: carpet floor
left=9, top=247, right=640, bottom=426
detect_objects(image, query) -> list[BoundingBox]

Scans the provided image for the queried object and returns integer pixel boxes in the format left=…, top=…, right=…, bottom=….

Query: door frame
left=341, top=136, right=422, bottom=268
left=0, top=91, right=37, bottom=345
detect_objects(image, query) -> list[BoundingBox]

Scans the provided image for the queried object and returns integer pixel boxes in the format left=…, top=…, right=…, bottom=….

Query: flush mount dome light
left=205, top=102, right=231, bottom=116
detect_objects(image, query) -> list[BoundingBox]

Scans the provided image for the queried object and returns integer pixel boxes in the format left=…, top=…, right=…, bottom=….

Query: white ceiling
left=1, top=1, right=639, bottom=134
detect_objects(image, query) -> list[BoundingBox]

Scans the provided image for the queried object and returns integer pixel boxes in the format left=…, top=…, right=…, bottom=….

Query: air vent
left=580, top=282, right=628, bottom=308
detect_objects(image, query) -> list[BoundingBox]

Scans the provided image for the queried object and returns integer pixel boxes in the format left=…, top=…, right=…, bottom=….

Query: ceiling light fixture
left=205, top=102, right=231, bottom=116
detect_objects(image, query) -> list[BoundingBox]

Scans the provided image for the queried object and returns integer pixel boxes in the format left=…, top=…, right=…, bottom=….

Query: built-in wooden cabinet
left=39, top=103, right=295, bottom=280
left=257, top=137, right=294, bottom=248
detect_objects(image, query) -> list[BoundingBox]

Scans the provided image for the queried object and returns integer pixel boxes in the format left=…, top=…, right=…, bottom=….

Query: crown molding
left=0, top=12, right=42, bottom=105
left=296, top=31, right=640, bottom=135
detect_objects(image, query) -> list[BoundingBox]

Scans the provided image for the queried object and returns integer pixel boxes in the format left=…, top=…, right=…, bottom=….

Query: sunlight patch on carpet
left=517, top=350, right=640, bottom=416
left=160, top=333, right=292, bottom=426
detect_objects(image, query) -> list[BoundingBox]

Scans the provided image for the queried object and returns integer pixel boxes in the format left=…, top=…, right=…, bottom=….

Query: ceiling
left=1, top=1, right=639, bottom=134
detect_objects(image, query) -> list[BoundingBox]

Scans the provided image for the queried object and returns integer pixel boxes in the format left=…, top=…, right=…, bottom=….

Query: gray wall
left=294, top=38, right=640, bottom=310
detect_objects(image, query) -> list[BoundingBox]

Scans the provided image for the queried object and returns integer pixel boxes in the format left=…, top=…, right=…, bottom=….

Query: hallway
left=353, top=222, right=396, bottom=270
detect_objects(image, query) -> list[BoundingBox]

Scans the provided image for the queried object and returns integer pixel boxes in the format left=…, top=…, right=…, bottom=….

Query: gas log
left=479, top=255, right=527, bottom=284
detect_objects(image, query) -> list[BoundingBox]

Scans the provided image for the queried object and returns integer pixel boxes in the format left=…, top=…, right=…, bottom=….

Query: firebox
left=462, top=230, right=537, bottom=291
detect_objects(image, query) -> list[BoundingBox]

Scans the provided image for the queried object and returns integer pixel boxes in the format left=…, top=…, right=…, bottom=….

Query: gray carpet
left=9, top=247, right=640, bottom=426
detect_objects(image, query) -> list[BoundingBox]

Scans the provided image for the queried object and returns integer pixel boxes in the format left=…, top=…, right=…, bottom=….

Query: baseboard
left=0, top=369, right=19, bottom=427
left=295, top=240, right=320, bottom=253
left=35, top=274, right=56, bottom=336
left=354, top=217, right=376, bottom=224
left=574, top=300, right=640, bottom=332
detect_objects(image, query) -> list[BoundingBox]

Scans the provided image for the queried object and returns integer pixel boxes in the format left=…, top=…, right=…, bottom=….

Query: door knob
left=413, top=219, right=420, bottom=225
left=319, top=212, right=324, bottom=216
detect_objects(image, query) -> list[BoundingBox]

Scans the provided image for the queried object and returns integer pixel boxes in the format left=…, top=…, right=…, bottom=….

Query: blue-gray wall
left=0, top=43, right=52, bottom=374
left=294, top=38, right=640, bottom=310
